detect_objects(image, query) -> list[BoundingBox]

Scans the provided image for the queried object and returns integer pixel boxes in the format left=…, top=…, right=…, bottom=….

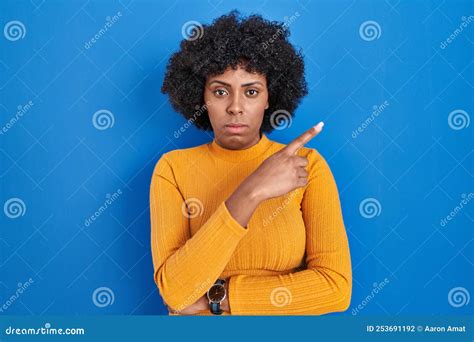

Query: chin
left=220, top=133, right=249, bottom=149
left=224, top=135, right=246, bottom=145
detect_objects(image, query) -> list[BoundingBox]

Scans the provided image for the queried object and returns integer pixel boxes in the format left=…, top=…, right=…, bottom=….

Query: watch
left=207, top=279, right=226, bottom=315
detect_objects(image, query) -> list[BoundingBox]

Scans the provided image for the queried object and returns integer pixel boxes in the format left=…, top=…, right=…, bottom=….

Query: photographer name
left=423, top=325, right=466, bottom=333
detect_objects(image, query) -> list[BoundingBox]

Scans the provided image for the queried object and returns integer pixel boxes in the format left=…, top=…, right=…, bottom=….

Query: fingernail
left=314, top=121, right=324, bottom=130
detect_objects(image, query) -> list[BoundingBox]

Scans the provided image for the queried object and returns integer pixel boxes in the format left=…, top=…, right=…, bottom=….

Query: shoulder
left=152, top=142, right=210, bottom=174
left=163, top=143, right=209, bottom=161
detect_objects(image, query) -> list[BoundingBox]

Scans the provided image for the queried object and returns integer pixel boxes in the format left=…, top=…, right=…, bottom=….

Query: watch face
left=207, top=284, right=226, bottom=303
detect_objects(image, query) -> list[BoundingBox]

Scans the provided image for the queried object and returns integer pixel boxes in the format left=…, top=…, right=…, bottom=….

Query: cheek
left=246, top=102, right=266, bottom=126
left=203, top=90, right=213, bottom=108
left=204, top=98, right=225, bottom=125
left=204, top=91, right=215, bottom=115
left=249, top=95, right=268, bottom=115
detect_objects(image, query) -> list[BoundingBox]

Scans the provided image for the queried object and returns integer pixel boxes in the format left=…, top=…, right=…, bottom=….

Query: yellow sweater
left=150, top=133, right=352, bottom=315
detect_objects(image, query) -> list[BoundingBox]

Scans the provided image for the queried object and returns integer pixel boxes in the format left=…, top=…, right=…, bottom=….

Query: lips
left=225, top=123, right=247, bottom=127
left=224, top=123, right=248, bottom=134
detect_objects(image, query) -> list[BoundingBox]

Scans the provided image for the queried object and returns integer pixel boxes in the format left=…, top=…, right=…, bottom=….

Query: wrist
left=221, top=279, right=230, bottom=312
left=208, top=279, right=228, bottom=315
left=225, top=179, right=264, bottom=228
left=238, top=179, right=265, bottom=204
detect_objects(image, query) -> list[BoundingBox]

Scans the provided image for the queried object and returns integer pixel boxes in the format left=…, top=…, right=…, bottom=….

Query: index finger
left=284, top=121, right=324, bottom=155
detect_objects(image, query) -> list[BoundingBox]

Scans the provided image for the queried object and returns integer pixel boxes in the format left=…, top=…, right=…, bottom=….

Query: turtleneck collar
left=208, top=133, right=273, bottom=162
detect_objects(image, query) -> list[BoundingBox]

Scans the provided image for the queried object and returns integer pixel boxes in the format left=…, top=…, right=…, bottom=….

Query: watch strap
left=210, top=302, right=223, bottom=315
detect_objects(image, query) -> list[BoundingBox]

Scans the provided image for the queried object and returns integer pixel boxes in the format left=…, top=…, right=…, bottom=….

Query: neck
left=208, top=132, right=272, bottom=162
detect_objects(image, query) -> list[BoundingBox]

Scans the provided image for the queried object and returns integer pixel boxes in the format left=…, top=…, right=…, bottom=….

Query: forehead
left=207, top=66, right=267, bottom=85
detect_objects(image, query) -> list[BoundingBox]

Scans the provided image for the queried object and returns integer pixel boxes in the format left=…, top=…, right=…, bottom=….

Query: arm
left=153, top=124, right=327, bottom=314
left=150, top=153, right=250, bottom=312
left=227, top=149, right=352, bottom=315
left=169, top=123, right=329, bottom=315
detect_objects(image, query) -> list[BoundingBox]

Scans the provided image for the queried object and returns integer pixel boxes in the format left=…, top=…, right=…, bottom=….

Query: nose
left=226, top=92, right=243, bottom=115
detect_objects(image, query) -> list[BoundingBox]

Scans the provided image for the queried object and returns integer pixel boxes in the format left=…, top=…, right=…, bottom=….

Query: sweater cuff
left=220, top=201, right=248, bottom=237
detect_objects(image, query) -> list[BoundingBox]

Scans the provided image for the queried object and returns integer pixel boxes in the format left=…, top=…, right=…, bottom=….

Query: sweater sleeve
left=228, top=149, right=352, bottom=315
left=150, top=153, right=248, bottom=311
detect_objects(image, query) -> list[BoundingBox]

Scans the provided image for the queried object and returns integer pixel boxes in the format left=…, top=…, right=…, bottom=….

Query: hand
left=165, top=279, right=231, bottom=315
left=242, top=122, right=324, bottom=201
left=165, top=295, right=209, bottom=315
left=225, top=122, right=324, bottom=228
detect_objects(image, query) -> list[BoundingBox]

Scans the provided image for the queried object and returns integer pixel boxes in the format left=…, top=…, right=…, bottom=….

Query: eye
left=245, top=89, right=259, bottom=97
left=213, top=88, right=228, bottom=97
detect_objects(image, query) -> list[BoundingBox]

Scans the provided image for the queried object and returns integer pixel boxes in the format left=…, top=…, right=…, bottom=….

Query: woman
left=150, top=11, right=352, bottom=315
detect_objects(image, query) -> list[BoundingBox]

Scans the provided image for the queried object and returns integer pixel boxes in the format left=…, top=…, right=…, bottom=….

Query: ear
left=265, top=101, right=269, bottom=110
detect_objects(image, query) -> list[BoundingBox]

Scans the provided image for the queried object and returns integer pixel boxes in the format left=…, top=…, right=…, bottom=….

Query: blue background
left=1, top=0, right=472, bottom=316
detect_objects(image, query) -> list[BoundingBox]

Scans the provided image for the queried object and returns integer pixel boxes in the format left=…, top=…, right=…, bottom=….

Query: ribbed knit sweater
left=150, top=133, right=352, bottom=315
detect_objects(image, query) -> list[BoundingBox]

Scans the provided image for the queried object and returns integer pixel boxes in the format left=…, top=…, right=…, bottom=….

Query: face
left=204, top=66, right=269, bottom=150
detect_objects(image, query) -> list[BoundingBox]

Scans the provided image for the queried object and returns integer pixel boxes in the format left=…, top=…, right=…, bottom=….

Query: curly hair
left=161, top=10, right=308, bottom=133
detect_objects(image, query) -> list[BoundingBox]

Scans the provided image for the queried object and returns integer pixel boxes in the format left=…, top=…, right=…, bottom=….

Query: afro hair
left=161, top=10, right=308, bottom=133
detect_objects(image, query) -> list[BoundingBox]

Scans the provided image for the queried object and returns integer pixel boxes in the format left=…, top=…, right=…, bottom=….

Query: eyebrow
left=207, top=80, right=264, bottom=87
